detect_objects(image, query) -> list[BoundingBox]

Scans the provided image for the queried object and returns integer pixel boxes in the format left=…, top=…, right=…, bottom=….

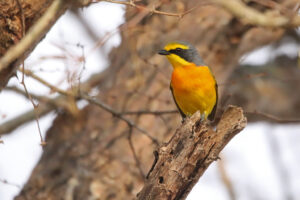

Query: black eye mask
left=169, top=48, right=195, bottom=63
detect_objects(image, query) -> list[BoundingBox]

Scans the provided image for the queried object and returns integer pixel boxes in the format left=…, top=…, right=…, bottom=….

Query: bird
left=158, top=41, right=218, bottom=121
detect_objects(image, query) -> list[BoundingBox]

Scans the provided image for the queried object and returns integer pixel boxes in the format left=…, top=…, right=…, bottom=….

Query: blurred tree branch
left=217, top=157, right=236, bottom=200
left=213, top=0, right=300, bottom=27
left=225, top=55, right=300, bottom=122
left=97, top=0, right=202, bottom=18
left=2, top=69, right=159, bottom=143
left=245, top=110, right=300, bottom=123
left=0, top=68, right=110, bottom=136
left=0, top=95, right=60, bottom=135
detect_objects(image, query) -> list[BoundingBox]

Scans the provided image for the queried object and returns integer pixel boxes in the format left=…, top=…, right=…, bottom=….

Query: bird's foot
left=200, top=113, right=206, bottom=122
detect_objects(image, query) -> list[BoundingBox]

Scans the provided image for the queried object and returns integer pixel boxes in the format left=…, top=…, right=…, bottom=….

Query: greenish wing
left=208, top=83, right=218, bottom=121
left=170, top=85, right=186, bottom=119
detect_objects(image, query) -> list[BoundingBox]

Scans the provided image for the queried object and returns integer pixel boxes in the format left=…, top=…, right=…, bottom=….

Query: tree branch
left=8, top=70, right=159, bottom=144
left=137, top=105, right=247, bottom=200
left=213, top=0, right=300, bottom=27
left=98, top=0, right=202, bottom=18
left=0, top=69, right=108, bottom=136
left=0, top=0, right=67, bottom=89
left=0, top=95, right=64, bottom=136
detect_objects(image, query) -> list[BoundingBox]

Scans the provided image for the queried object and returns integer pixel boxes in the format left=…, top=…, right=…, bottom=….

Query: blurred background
left=0, top=0, right=300, bottom=199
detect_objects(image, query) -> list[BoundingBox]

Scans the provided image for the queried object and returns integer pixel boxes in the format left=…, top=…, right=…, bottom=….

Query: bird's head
left=158, top=41, right=204, bottom=68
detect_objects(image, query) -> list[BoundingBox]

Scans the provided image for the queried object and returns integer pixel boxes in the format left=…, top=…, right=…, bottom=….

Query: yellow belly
left=171, top=65, right=217, bottom=119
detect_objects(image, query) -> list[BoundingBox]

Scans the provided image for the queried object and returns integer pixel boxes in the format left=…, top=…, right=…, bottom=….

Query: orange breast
left=171, top=64, right=217, bottom=118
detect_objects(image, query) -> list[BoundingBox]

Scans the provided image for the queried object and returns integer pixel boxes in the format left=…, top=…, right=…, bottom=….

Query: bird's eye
left=168, top=48, right=183, bottom=54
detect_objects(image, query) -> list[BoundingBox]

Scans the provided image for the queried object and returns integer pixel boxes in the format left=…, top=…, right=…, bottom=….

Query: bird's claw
left=200, top=113, right=206, bottom=122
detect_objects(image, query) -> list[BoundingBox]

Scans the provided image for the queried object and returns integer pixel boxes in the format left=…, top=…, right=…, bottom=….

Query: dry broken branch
left=137, top=105, right=247, bottom=200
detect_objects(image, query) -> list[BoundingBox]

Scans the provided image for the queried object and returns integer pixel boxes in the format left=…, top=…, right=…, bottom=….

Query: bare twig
left=0, top=178, right=21, bottom=189
left=5, top=86, right=75, bottom=113
left=6, top=86, right=50, bottom=102
left=0, top=70, right=108, bottom=136
left=128, top=127, right=145, bottom=178
left=19, top=71, right=158, bottom=144
left=20, top=68, right=46, bottom=146
left=82, top=94, right=158, bottom=144
left=246, top=110, right=300, bottom=123
left=104, top=129, right=129, bottom=149
left=217, top=156, right=236, bottom=200
left=15, top=0, right=46, bottom=146
left=21, top=69, right=73, bottom=96
left=267, top=130, right=293, bottom=200
left=20, top=77, right=46, bottom=146
left=99, top=0, right=181, bottom=17
left=122, top=110, right=178, bottom=116
left=98, top=0, right=202, bottom=18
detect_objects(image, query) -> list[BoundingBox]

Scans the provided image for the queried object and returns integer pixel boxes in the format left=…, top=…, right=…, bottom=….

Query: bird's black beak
left=158, top=49, right=170, bottom=55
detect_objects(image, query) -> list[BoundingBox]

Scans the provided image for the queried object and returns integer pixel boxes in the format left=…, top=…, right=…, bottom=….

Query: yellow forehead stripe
left=164, top=43, right=189, bottom=51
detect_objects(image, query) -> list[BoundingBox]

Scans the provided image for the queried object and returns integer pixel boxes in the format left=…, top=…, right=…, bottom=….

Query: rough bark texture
left=0, top=0, right=53, bottom=57
left=0, top=0, right=68, bottom=88
left=6, top=0, right=300, bottom=199
left=137, top=106, right=246, bottom=200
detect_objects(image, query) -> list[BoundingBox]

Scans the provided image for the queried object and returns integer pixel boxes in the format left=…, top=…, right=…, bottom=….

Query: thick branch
left=213, top=0, right=300, bottom=27
left=0, top=0, right=65, bottom=73
left=0, top=0, right=69, bottom=89
left=137, top=106, right=247, bottom=200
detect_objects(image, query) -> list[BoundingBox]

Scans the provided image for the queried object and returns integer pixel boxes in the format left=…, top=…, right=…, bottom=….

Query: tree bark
left=137, top=106, right=246, bottom=200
